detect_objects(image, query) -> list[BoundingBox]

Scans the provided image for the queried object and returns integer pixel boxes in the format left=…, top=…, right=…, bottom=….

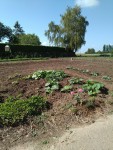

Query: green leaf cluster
left=32, top=70, right=67, bottom=81
left=45, top=80, right=59, bottom=94
left=61, top=85, right=73, bottom=92
left=45, top=6, right=89, bottom=51
left=83, top=80, right=104, bottom=96
left=90, top=72, right=99, bottom=76
left=102, top=76, right=111, bottom=80
left=32, top=70, right=47, bottom=79
left=0, top=96, right=46, bottom=126
left=32, top=70, right=68, bottom=93
left=68, top=77, right=83, bottom=85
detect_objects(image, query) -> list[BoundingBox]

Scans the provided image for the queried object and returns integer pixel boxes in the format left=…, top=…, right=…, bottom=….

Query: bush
left=0, top=96, right=46, bottom=126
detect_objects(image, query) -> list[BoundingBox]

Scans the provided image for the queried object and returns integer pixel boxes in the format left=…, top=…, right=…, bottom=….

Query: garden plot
left=0, top=58, right=113, bottom=150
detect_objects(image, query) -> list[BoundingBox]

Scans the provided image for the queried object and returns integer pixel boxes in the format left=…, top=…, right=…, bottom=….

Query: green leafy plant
left=45, top=70, right=67, bottom=81
left=63, top=102, right=73, bottom=109
left=61, top=85, right=73, bottom=92
left=85, top=97, right=95, bottom=109
left=31, top=70, right=68, bottom=94
left=74, top=94, right=81, bottom=103
left=68, top=77, right=83, bottom=85
left=102, top=75, right=111, bottom=80
left=31, top=70, right=67, bottom=81
left=82, top=69, right=89, bottom=73
left=83, top=80, right=104, bottom=96
left=42, top=140, right=49, bottom=144
left=90, top=72, right=99, bottom=76
left=0, top=96, right=46, bottom=126
left=45, top=80, right=59, bottom=94
left=66, top=66, right=73, bottom=69
left=32, top=70, right=47, bottom=79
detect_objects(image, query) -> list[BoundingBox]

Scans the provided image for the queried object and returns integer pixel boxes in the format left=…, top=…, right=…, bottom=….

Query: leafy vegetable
left=68, top=77, right=83, bottom=85
left=83, top=80, right=104, bottom=96
left=102, top=76, right=111, bottom=80
left=61, top=85, right=73, bottom=92
left=45, top=80, right=59, bottom=93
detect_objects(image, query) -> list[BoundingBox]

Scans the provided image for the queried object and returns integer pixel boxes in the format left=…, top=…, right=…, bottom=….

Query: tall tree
left=0, top=22, right=12, bottom=42
left=9, top=21, right=25, bottom=44
left=45, top=6, right=89, bottom=52
left=61, top=6, right=89, bottom=51
left=45, top=21, right=61, bottom=46
left=13, top=21, right=24, bottom=36
left=18, top=34, right=41, bottom=45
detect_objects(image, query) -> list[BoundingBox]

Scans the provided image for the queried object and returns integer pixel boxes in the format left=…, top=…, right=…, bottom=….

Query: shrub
left=0, top=96, right=46, bottom=126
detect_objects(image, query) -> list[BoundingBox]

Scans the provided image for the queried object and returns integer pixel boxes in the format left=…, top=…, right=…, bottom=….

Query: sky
left=0, top=0, right=113, bottom=53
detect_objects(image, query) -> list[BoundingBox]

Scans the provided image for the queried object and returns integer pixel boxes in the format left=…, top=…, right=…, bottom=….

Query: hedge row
left=0, top=43, right=75, bottom=58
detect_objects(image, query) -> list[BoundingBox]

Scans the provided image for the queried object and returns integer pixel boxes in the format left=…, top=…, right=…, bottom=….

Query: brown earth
left=0, top=58, right=113, bottom=150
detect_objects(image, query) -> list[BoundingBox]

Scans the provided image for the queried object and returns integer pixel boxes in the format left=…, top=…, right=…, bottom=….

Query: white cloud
left=75, top=0, right=99, bottom=7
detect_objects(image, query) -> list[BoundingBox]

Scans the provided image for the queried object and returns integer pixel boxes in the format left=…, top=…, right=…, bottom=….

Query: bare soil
left=0, top=58, right=113, bottom=150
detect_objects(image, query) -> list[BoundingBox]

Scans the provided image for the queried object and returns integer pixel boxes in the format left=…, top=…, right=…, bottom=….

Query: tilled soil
left=0, top=58, right=113, bottom=150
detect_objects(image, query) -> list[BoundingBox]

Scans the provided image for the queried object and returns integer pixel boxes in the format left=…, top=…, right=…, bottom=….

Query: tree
left=9, top=21, right=25, bottom=44
left=45, top=6, right=89, bottom=52
left=0, top=22, right=12, bottom=42
left=102, top=44, right=113, bottom=53
left=18, top=34, right=41, bottom=45
left=45, top=21, right=61, bottom=46
left=13, top=21, right=24, bottom=36
left=85, top=48, right=95, bottom=54
left=61, top=6, right=89, bottom=51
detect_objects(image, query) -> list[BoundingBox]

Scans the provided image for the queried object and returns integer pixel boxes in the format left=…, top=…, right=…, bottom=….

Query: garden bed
left=0, top=58, right=113, bottom=149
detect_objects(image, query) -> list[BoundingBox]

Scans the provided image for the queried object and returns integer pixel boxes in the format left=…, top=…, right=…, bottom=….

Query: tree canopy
left=45, top=6, right=89, bottom=52
left=85, top=48, right=95, bottom=54
left=18, top=34, right=41, bottom=45
left=0, top=21, right=41, bottom=45
left=0, top=22, right=12, bottom=42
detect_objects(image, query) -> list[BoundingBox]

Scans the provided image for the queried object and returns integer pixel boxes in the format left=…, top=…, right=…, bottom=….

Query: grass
left=0, top=57, right=49, bottom=62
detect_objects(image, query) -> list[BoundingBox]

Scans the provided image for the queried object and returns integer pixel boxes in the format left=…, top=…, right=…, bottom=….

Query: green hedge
left=0, top=43, right=75, bottom=58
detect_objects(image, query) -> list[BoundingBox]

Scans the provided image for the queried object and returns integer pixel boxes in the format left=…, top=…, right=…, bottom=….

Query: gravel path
left=10, top=114, right=113, bottom=150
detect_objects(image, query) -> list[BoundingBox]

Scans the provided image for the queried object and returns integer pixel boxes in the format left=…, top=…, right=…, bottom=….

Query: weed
left=85, top=97, right=95, bottom=109
left=70, top=107, right=78, bottom=114
left=73, top=94, right=83, bottom=105
left=64, top=102, right=73, bottom=109
left=42, top=140, right=49, bottom=144
left=12, top=80, right=19, bottom=85
left=66, top=66, right=73, bottom=69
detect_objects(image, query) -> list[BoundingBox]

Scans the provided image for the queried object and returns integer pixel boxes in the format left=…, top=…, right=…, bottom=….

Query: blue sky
left=0, top=0, right=113, bottom=53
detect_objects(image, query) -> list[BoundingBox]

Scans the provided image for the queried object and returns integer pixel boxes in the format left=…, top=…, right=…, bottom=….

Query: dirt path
left=10, top=114, right=113, bottom=150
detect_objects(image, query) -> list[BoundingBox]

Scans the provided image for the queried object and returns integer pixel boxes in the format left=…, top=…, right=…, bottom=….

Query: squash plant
left=83, top=80, right=104, bottom=96
left=45, top=80, right=59, bottom=93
